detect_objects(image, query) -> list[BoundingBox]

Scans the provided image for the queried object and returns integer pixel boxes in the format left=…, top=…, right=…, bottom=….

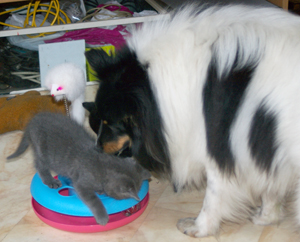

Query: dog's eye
left=122, top=115, right=133, bottom=124
left=103, top=120, right=108, bottom=125
left=123, top=117, right=129, bottom=123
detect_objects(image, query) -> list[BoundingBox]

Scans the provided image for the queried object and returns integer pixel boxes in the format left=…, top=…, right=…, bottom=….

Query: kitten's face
left=104, top=158, right=151, bottom=201
left=105, top=176, right=140, bottom=201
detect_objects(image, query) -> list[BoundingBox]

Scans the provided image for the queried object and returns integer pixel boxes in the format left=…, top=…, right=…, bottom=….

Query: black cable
left=0, top=38, right=40, bottom=89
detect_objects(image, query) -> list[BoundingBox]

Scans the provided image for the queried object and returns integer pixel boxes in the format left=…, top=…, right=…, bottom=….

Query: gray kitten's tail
left=7, top=130, right=30, bottom=160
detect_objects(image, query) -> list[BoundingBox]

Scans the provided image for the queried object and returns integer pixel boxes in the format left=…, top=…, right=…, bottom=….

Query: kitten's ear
left=125, top=158, right=151, bottom=180
left=141, top=168, right=151, bottom=180
left=137, top=164, right=151, bottom=180
left=83, top=102, right=96, bottom=112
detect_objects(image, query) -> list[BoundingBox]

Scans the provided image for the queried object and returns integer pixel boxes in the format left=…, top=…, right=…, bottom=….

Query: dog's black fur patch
left=203, top=51, right=256, bottom=174
left=249, top=104, right=278, bottom=173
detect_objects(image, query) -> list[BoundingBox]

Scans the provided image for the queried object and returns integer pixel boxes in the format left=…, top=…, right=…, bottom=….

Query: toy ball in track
left=30, top=173, right=149, bottom=233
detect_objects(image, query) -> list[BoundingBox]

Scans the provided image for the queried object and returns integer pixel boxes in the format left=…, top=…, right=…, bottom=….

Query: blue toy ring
left=30, top=173, right=149, bottom=216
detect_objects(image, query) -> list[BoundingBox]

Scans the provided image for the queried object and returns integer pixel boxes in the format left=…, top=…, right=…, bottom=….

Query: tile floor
left=0, top=85, right=299, bottom=242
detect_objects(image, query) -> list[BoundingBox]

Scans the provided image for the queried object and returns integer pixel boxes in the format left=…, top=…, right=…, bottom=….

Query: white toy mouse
left=45, top=63, right=86, bottom=125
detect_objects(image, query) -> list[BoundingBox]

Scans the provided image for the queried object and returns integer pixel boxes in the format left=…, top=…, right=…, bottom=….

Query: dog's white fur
left=127, top=4, right=300, bottom=237
left=45, top=63, right=86, bottom=125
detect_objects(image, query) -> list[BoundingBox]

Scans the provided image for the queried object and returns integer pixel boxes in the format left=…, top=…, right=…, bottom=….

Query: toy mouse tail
left=7, top=130, right=30, bottom=160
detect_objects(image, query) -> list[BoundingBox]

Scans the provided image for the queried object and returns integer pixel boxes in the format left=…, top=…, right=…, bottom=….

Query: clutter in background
left=55, top=0, right=86, bottom=23
left=44, top=1, right=138, bottom=48
left=133, top=10, right=159, bottom=17
left=0, top=0, right=157, bottom=93
left=0, top=0, right=72, bottom=37
left=0, top=38, right=40, bottom=92
left=0, top=0, right=157, bottom=50
left=45, top=26, right=128, bottom=48
left=5, top=14, right=66, bottom=51
left=1, top=0, right=74, bottom=51
left=79, top=1, right=133, bottom=22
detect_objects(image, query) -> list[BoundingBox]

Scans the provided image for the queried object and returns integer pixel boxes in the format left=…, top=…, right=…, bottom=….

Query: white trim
left=0, top=14, right=169, bottom=37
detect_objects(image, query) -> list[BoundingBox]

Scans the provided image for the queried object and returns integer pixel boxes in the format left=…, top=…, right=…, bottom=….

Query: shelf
left=0, top=0, right=28, bottom=3
left=267, top=0, right=289, bottom=9
left=0, top=14, right=167, bottom=37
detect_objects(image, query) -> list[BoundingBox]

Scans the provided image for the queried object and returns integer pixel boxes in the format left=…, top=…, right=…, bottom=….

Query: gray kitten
left=7, top=112, right=151, bottom=225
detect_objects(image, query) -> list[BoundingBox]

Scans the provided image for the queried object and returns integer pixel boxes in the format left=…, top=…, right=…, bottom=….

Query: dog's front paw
left=177, top=217, right=210, bottom=238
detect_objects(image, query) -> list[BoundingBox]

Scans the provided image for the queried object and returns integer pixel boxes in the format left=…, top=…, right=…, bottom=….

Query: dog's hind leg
left=252, top=193, right=281, bottom=226
left=294, top=179, right=300, bottom=228
left=177, top=167, right=224, bottom=237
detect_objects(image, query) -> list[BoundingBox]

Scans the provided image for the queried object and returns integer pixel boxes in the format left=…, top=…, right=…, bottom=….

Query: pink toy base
left=32, top=193, right=149, bottom=233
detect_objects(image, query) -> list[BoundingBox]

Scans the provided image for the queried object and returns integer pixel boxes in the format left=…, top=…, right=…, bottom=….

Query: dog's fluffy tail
left=7, top=130, right=30, bottom=160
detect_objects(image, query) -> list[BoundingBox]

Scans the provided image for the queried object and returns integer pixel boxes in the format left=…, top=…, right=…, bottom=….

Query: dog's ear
left=85, top=49, right=114, bottom=72
left=85, top=49, right=116, bottom=81
left=82, top=102, right=96, bottom=112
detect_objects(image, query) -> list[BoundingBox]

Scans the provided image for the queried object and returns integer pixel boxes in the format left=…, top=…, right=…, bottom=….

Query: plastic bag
left=5, top=13, right=65, bottom=51
left=90, top=1, right=133, bottom=22
left=53, top=0, right=86, bottom=23
left=45, top=26, right=128, bottom=48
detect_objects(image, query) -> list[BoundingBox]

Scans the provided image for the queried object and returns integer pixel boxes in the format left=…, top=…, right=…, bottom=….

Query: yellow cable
left=0, top=0, right=71, bottom=38
left=40, top=1, right=54, bottom=27
left=53, top=0, right=60, bottom=25
left=0, top=5, right=28, bottom=15
left=24, top=1, right=32, bottom=28
left=26, top=9, right=69, bottom=38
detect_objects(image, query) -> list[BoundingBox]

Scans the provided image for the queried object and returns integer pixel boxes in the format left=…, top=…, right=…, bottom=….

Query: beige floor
left=0, top=86, right=299, bottom=242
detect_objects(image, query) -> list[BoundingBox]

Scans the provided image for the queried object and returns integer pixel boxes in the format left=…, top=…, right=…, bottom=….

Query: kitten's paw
left=45, top=179, right=62, bottom=189
left=177, top=217, right=209, bottom=238
left=95, top=213, right=109, bottom=226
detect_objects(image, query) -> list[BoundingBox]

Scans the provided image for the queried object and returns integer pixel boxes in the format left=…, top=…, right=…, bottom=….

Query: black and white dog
left=83, top=3, right=300, bottom=237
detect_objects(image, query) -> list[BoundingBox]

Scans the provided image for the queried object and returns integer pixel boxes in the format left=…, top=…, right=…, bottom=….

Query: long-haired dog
left=83, top=3, right=300, bottom=238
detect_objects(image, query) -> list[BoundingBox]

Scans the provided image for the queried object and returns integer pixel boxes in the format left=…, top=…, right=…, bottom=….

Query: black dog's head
left=83, top=100, right=133, bottom=157
left=83, top=47, right=144, bottom=156
left=83, top=47, right=171, bottom=174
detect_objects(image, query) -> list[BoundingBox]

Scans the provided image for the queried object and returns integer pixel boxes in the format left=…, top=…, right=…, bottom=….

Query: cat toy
left=44, top=63, right=86, bottom=125
left=30, top=173, right=149, bottom=232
